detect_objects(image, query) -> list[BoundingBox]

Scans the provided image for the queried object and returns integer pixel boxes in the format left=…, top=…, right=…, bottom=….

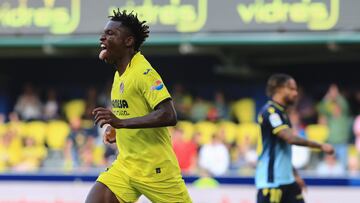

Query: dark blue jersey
left=256, top=100, right=295, bottom=188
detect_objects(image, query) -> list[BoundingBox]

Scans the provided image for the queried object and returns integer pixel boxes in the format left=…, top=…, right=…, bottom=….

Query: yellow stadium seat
left=20, top=145, right=48, bottom=170
left=305, top=124, right=329, bottom=152
left=194, top=121, right=218, bottom=145
left=63, top=99, right=86, bottom=121
left=93, top=145, right=105, bottom=166
left=176, top=121, right=195, bottom=141
left=46, top=120, right=71, bottom=150
left=25, top=121, right=47, bottom=145
left=305, top=124, right=329, bottom=143
left=236, top=123, right=260, bottom=146
left=231, top=98, right=256, bottom=123
left=8, top=136, right=23, bottom=166
left=7, top=121, right=27, bottom=137
left=348, top=144, right=358, bottom=157
left=217, top=121, right=237, bottom=144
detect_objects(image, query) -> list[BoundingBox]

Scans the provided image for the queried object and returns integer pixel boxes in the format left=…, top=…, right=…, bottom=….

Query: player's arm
left=276, top=128, right=334, bottom=154
left=92, top=98, right=177, bottom=129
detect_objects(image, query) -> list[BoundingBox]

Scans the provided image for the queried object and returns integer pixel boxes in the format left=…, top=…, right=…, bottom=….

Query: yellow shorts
left=97, top=165, right=192, bottom=203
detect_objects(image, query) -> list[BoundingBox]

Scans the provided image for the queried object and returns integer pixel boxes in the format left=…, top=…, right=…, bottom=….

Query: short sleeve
left=263, top=108, right=289, bottom=135
left=137, top=68, right=171, bottom=109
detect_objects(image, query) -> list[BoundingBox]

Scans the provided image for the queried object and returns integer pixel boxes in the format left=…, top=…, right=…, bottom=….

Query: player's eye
left=105, top=30, right=114, bottom=35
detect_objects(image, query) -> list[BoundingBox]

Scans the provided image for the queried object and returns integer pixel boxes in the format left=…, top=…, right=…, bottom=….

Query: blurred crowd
left=1, top=83, right=360, bottom=177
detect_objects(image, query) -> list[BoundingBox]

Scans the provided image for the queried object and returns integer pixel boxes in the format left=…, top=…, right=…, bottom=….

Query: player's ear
left=125, top=36, right=134, bottom=48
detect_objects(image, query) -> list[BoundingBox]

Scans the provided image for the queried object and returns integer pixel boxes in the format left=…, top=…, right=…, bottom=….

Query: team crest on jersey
left=120, top=82, right=124, bottom=93
left=151, top=80, right=164, bottom=91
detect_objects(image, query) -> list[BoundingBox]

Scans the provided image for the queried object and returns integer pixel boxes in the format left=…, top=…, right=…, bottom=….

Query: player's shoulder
left=133, top=62, right=161, bottom=79
left=259, top=101, right=283, bottom=117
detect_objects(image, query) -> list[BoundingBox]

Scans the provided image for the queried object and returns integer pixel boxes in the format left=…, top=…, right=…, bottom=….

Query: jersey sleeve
left=137, top=68, right=171, bottom=109
left=263, top=107, right=289, bottom=135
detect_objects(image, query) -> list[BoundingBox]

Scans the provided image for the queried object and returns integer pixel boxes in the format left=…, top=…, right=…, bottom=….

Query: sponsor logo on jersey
left=111, top=99, right=129, bottom=108
left=151, top=80, right=164, bottom=91
left=269, top=113, right=283, bottom=127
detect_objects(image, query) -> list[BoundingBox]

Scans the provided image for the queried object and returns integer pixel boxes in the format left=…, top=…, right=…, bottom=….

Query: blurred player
left=85, top=9, right=192, bottom=203
left=256, top=73, right=334, bottom=203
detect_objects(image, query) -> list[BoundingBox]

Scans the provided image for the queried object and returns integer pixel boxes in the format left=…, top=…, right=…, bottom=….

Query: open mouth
left=99, top=43, right=108, bottom=60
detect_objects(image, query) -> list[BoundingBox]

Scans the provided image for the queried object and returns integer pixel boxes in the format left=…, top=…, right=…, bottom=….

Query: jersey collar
left=268, top=100, right=286, bottom=112
left=119, top=51, right=142, bottom=78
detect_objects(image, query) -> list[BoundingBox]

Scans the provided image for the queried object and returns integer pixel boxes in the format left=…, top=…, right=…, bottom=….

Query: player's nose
left=99, top=33, right=106, bottom=42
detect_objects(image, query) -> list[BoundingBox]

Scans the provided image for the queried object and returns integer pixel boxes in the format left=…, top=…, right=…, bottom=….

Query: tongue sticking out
left=99, top=49, right=108, bottom=60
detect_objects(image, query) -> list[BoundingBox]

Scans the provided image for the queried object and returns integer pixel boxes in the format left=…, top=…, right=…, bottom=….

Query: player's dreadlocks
left=266, top=73, right=293, bottom=97
left=109, top=9, right=149, bottom=51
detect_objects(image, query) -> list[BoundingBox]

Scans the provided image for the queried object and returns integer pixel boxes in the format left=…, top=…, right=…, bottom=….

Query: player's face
left=99, top=20, right=132, bottom=64
left=283, top=79, right=298, bottom=106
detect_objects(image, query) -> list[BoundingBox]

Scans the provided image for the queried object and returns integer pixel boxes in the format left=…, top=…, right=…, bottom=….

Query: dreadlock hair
left=266, top=73, right=293, bottom=97
left=109, top=9, right=149, bottom=51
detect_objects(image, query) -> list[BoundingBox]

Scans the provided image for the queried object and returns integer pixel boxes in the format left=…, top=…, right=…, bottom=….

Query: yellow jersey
left=110, top=52, right=181, bottom=182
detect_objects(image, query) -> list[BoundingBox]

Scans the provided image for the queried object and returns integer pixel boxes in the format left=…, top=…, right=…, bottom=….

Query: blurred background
left=1, top=0, right=360, bottom=202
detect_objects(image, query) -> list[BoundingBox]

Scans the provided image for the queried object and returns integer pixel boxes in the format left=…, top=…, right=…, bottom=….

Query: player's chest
left=111, top=78, right=137, bottom=99
left=110, top=79, right=137, bottom=117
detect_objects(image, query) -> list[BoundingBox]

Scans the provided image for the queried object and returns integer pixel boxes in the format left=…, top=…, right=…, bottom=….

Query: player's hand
left=92, top=107, right=121, bottom=128
left=321, top=143, right=335, bottom=155
left=103, top=125, right=116, bottom=144
left=295, top=174, right=307, bottom=192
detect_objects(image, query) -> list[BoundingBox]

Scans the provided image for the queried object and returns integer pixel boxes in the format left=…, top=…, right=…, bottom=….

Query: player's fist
left=103, top=125, right=116, bottom=144
left=321, top=143, right=334, bottom=155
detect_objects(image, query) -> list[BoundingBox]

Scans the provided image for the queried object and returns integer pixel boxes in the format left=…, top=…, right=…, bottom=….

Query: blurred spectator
left=7, top=112, right=23, bottom=137
left=14, top=136, right=46, bottom=172
left=230, top=135, right=257, bottom=175
left=296, top=87, right=318, bottom=125
left=190, top=96, right=210, bottom=122
left=353, top=115, right=360, bottom=152
left=198, top=133, right=230, bottom=176
left=83, top=87, right=100, bottom=120
left=172, top=127, right=198, bottom=174
left=318, top=84, right=352, bottom=168
left=172, top=84, right=193, bottom=120
left=316, top=153, right=346, bottom=177
left=14, top=84, right=42, bottom=121
left=97, top=80, right=113, bottom=108
left=0, top=129, right=22, bottom=171
left=43, top=88, right=60, bottom=120
left=289, top=108, right=311, bottom=169
left=64, top=117, right=94, bottom=170
left=207, top=91, right=229, bottom=122
left=348, top=154, right=360, bottom=176
left=0, top=113, right=5, bottom=128
left=214, top=91, right=229, bottom=119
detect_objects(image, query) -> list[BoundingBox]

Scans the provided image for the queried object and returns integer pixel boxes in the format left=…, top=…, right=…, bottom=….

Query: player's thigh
left=132, top=177, right=192, bottom=203
left=85, top=182, right=119, bottom=203
left=97, top=166, right=141, bottom=203
left=257, top=188, right=283, bottom=203
left=281, top=183, right=305, bottom=203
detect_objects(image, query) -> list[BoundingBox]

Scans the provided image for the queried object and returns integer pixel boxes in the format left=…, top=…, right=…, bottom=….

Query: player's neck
left=116, top=50, right=136, bottom=76
left=272, top=95, right=286, bottom=107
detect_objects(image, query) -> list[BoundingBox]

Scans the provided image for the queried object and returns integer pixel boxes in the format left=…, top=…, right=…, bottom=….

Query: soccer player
left=256, top=74, right=334, bottom=203
left=85, top=9, right=192, bottom=203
